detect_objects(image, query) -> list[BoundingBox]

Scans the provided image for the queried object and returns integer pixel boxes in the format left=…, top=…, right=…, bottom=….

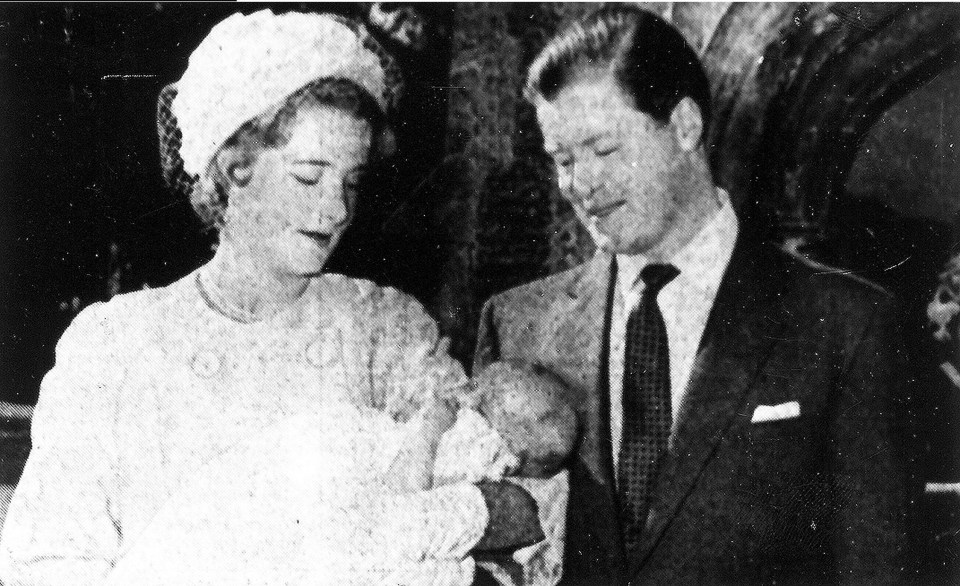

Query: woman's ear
left=229, top=163, right=254, bottom=187
left=216, top=147, right=254, bottom=188
left=669, top=97, right=704, bottom=152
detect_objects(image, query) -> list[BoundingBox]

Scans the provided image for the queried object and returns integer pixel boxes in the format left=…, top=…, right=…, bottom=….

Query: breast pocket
left=738, top=412, right=833, bottom=559
left=738, top=406, right=832, bottom=522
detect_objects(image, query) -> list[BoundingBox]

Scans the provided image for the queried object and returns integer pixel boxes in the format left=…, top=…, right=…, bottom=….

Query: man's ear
left=217, top=147, right=254, bottom=187
left=669, top=97, right=703, bottom=152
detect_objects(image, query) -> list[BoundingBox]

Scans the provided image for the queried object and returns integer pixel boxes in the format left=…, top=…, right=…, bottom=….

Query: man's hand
left=473, top=481, right=546, bottom=552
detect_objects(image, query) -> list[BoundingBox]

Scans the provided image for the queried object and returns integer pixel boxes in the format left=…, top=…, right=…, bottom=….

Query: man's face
left=536, top=75, right=691, bottom=257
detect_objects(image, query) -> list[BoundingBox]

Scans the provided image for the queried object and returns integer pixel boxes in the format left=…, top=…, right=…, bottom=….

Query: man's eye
left=290, top=163, right=324, bottom=185
left=595, top=145, right=620, bottom=157
left=554, top=155, right=573, bottom=169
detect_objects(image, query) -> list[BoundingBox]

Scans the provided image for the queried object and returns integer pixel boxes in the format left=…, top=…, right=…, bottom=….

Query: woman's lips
left=297, top=230, right=333, bottom=247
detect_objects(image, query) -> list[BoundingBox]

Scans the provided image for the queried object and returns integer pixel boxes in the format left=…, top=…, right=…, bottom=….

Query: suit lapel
left=631, top=240, right=792, bottom=573
left=552, top=254, right=627, bottom=579
left=556, top=254, right=617, bottom=482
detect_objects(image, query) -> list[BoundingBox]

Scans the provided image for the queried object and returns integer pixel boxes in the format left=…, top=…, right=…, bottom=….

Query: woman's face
left=223, top=105, right=372, bottom=278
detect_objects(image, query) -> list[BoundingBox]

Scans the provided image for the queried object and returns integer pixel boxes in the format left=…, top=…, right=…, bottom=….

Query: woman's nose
left=315, top=181, right=349, bottom=229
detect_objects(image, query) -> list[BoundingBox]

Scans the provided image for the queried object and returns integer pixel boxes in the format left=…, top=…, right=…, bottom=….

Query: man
left=475, top=7, right=910, bottom=585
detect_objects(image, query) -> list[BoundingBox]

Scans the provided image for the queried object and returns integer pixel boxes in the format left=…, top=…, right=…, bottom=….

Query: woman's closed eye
left=289, top=161, right=326, bottom=185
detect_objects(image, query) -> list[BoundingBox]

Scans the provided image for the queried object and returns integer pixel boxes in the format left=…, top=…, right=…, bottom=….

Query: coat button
left=306, top=339, right=337, bottom=368
left=191, top=350, right=222, bottom=378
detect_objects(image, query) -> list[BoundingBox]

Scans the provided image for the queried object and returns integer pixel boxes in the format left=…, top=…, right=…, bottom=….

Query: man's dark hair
left=525, top=6, right=712, bottom=141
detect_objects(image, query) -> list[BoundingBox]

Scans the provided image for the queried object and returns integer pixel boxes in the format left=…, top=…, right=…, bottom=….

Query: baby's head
left=473, top=361, right=578, bottom=478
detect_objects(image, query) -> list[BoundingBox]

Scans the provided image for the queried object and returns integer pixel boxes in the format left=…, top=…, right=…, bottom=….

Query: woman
left=0, top=10, right=506, bottom=585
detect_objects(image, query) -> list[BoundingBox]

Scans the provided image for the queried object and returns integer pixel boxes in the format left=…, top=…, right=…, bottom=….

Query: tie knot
left=640, top=263, right=679, bottom=296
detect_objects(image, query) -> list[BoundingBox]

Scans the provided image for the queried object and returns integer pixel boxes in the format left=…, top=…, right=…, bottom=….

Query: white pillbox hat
left=173, top=9, right=389, bottom=178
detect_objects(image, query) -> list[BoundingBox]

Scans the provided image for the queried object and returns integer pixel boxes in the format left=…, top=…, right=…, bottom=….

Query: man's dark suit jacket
left=475, top=237, right=910, bottom=585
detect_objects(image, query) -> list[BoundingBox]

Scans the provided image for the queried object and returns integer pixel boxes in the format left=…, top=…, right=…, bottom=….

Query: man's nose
left=569, top=158, right=601, bottom=205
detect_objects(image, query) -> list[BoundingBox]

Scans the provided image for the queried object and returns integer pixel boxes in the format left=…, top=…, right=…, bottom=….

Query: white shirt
left=609, top=191, right=739, bottom=471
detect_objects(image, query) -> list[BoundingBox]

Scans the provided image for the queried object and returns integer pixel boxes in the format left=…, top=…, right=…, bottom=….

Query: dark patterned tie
left=617, top=263, right=680, bottom=551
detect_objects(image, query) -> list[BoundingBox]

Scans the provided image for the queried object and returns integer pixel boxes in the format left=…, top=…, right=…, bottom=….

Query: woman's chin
left=276, top=243, right=336, bottom=276
left=288, top=257, right=329, bottom=276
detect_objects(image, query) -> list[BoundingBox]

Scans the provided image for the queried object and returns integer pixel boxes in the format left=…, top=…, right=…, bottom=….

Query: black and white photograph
left=0, top=2, right=958, bottom=584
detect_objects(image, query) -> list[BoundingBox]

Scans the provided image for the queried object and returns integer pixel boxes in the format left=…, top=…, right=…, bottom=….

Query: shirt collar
left=616, top=188, right=739, bottom=296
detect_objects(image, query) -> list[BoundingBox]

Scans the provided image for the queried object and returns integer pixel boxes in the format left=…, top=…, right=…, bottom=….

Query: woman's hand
left=419, top=395, right=459, bottom=442
left=382, top=396, right=458, bottom=492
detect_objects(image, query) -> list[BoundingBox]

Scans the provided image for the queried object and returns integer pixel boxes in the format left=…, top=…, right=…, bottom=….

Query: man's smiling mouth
left=585, top=199, right=626, bottom=220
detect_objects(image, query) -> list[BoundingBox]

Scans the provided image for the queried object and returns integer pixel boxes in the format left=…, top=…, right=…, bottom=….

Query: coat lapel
left=556, top=254, right=617, bottom=482
left=631, top=240, right=793, bottom=573
left=552, top=254, right=627, bottom=579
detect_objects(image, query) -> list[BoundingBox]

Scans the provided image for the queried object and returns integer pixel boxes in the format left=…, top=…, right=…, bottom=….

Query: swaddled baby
left=473, top=360, right=579, bottom=479
left=302, top=360, right=577, bottom=583
left=386, top=360, right=578, bottom=491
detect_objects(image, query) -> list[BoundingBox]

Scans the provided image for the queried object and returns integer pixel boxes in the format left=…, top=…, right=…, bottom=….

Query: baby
left=385, top=360, right=579, bottom=491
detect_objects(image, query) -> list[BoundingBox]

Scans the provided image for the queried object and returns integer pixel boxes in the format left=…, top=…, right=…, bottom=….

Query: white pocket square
left=751, top=401, right=801, bottom=423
